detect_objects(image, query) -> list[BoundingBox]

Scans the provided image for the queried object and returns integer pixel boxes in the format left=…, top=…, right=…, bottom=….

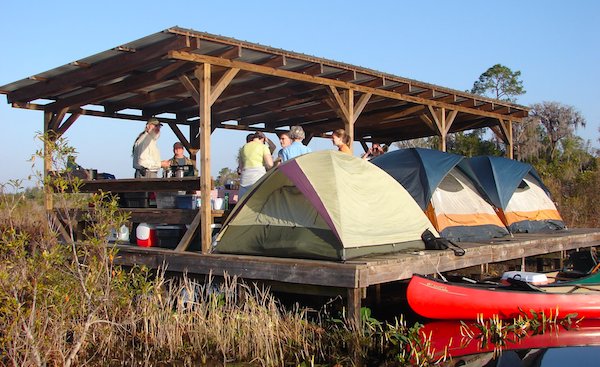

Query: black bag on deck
left=421, top=229, right=465, bottom=256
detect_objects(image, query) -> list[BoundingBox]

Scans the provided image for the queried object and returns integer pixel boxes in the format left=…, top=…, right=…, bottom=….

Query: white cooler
left=501, top=271, right=549, bottom=285
left=136, top=223, right=157, bottom=247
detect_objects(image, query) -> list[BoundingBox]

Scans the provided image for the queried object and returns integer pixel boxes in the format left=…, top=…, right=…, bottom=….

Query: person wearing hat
left=238, top=131, right=274, bottom=197
left=279, top=125, right=312, bottom=162
left=161, top=142, right=197, bottom=176
left=132, top=117, right=162, bottom=178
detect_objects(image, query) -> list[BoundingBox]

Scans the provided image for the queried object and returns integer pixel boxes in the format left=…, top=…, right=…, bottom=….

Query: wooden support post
left=326, top=87, right=371, bottom=154
left=196, top=64, right=213, bottom=254
left=426, top=106, right=458, bottom=152
left=507, top=120, right=513, bottom=159
left=347, top=287, right=362, bottom=327
left=439, top=108, right=446, bottom=151
left=521, top=257, right=526, bottom=271
left=43, top=111, right=53, bottom=211
left=495, top=119, right=514, bottom=159
left=190, top=122, right=200, bottom=163
left=344, top=90, right=354, bottom=152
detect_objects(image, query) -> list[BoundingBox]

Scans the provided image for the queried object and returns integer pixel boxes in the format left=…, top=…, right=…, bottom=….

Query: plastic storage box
left=156, top=225, right=185, bottom=249
left=118, top=192, right=150, bottom=208
left=176, top=195, right=198, bottom=209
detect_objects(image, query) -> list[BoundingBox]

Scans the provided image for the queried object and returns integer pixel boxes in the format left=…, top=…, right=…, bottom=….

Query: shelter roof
left=0, top=26, right=529, bottom=143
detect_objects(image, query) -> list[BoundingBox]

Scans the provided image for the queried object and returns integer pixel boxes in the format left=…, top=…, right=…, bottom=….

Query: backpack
left=421, top=229, right=465, bottom=256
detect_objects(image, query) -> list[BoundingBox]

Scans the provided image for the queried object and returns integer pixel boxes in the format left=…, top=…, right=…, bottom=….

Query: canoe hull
left=407, top=274, right=600, bottom=320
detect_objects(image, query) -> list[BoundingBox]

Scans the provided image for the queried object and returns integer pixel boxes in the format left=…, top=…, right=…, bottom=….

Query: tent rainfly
left=463, top=156, right=566, bottom=233
left=213, top=150, right=437, bottom=261
left=371, top=148, right=509, bottom=242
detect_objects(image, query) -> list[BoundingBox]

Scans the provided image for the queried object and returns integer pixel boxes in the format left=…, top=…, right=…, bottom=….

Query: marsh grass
left=0, top=181, right=450, bottom=366
left=1, top=134, right=596, bottom=366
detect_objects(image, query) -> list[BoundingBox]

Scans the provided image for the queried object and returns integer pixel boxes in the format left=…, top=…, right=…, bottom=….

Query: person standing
left=273, top=131, right=292, bottom=166
left=280, top=125, right=312, bottom=162
left=332, top=129, right=352, bottom=154
left=132, top=117, right=162, bottom=178
left=161, top=141, right=197, bottom=176
left=361, top=143, right=385, bottom=160
left=238, top=132, right=274, bottom=197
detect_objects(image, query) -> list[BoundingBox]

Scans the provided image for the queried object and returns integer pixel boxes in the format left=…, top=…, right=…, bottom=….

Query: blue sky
left=1, top=0, right=598, bottom=186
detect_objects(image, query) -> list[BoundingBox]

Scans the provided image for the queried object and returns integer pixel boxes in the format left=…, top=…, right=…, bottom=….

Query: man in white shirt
left=132, top=117, right=162, bottom=178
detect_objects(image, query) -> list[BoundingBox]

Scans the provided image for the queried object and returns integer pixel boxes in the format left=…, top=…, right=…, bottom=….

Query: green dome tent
left=213, top=151, right=437, bottom=261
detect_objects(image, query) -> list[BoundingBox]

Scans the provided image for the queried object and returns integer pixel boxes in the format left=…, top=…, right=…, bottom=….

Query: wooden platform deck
left=113, top=228, right=600, bottom=321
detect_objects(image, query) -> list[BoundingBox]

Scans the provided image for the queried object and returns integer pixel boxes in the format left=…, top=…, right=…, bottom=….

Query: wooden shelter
left=0, top=27, right=530, bottom=253
left=3, top=28, right=600, bottom=324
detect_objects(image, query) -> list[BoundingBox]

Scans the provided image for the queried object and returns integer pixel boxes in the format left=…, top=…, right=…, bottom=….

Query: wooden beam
left=178, top=74, right=200, bottom=103
left=374, top=105, right=425, bottom=125
left=169, top=50, right=525, bottom=123
left=427, top=106, right=446, bottom=151
left=55, top=113, right=81, bottom=137
left=167, top=122, right=191, bottom=151
left=298, top=62, right=324, bottom=76
left=175, top=211, right=201, bottom=252
left=496, top=119, right=513, bottom=159
left=353, top=92, right=372, bottom=123
left=190, top=122, right=200, bottom=160
left=49, top=108, right=68, bottom=131
left=334, top=70, right=357, bottom=82
left=212, top=45, right=242, bottom=59
left=359, top=77, right=386, bottom=88
left=9, top=36, right=189, bottom=103
left=258, top=55, right=286, bottom=68
left=445, top=109, right=458, bottom=134
left=13, top=102, right=186, bottom=124
left=327, top=86, right=351, bottom=123
left=47, top=61, right=191, bottom=111
left=195, top=64, right=213, bottom=254
left=326, top=86, right=365, bottom=152
left=392, top=83, right=413, bottom=94
left=210, top=67, right=240, bottom=105
left=426, top=106, right=443, bottom=135
left=419, top=113, right=436, bottom=132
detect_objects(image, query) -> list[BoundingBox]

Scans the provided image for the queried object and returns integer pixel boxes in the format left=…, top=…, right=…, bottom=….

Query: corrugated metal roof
left=0, top=26, right=528, bottom=143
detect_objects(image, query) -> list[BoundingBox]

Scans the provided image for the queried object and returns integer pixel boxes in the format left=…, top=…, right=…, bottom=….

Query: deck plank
left=113, top=228, right=600, bottom=292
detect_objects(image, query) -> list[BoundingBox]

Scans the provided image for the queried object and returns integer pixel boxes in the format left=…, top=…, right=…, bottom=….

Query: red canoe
left=420, top=319, right=600, bottom=358
left=406, top=274, right=600, bottom=320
